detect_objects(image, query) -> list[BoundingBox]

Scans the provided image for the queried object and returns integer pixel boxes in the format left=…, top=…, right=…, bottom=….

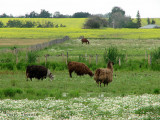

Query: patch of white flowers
left=0, top=94, right=159, bottom=119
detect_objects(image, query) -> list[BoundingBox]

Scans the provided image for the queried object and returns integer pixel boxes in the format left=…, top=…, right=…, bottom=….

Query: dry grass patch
left=0, top=39, right=51, bottom=46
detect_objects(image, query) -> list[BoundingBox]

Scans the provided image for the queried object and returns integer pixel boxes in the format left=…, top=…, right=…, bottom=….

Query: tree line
left=0, top=7, right=157, bottom=29
left=0, top=10, right=91, bottom=18
left=83, top=7, right=156, bottom=29
left=0, top=20, right=66, bottom=28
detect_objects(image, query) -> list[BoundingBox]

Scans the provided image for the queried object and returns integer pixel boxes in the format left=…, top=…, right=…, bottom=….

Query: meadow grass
left=0, top=38, right=160, bottom=71
left=38, top=38, right=160, bottom=60
left=0, top=71, right=159, bottom=99
left=0, top=18, right=160, bottom=119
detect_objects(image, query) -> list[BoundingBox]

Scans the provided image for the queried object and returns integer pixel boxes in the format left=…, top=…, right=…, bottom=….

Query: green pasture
left=39, top=38, right=160, bottom=58
left=0, top=38, right=160, bottom=71
left=0, top=71, right=159, bottom=100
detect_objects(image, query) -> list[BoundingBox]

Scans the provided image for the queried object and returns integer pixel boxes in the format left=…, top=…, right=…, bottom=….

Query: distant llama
left=81, top=38, right=89, bottom=44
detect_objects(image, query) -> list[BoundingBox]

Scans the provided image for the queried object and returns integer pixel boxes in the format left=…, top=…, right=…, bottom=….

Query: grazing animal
left=94, top=61, right=114, bottom=87
left=81, top=38, right=89, bottom=44
left=67, top=61, right=94, bottom=78
left=26, top=65, right=54, bottom=81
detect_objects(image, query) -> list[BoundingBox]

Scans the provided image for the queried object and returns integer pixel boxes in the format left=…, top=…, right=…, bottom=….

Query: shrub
left=27, top=52, right=37, bottom=63
left=7, top=20, right=23, bottom=28
left=23, top=21, right=35, bottom=28
left=83, top=16, right=108, bottom=29
left=0, top=21, right=4, bottom=28
left=16, top=62, right=27, bottom=70
left=153, top=88, right=159, bottom=94
left=103, top=46, right=125, bottom=64
left=152, top=47, right=160, bottom=62
left=1, top=63, right=14, bottom=70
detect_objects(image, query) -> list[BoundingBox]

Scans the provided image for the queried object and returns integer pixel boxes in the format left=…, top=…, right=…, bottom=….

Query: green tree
left=108, top=6, right=135, bottom=28
left=72, top=12, right=91, bottom=18
left=151, top=19, right=156, bottom=24
left=83, top=15, right=107, bottom=29
left=136, top=11, right=141, bottom=28
left=25, top=11, right=39, bottom=18
left=39, top=9, right=51, bottom=18
left=0, top=21, right=4, bottom=27
left=111, top=6, right=125, bottom=15
left=147, top=18, right=150, bottom=24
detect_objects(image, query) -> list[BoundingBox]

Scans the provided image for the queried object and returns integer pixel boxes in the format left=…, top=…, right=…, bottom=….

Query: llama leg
left=100, top=82, right=102, bottom=87
left=96, top=81, right=99, bottom=86
left=69, top=71, right=72, bottom=78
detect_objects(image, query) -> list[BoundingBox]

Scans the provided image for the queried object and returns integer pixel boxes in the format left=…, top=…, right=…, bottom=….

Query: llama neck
left=107, top=64, right=113, bottom=72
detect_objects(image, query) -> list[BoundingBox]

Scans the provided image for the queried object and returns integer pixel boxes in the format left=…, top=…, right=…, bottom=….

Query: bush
left=153, top=88, right=159, bottom=94
left=16, top=62, right=27, bottom=70
left=22, top=21, right=35, bottom=28
left=0, top=21, right=4, bottom=28
left=7, top=20, right=23, bottom=28
left=152, top=47, right=160, bottom=62
left=27, top=52, right=38, bottom=63
left=83, top=16, right=107, bottom=29
left=0, top=63, right=14, bottom=70
left=103, top=46, right=125, bottom=64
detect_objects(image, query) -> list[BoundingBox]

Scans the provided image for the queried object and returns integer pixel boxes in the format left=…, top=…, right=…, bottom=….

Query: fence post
left=96, top=54, right=98, bottom=65
left=44, top=54, right=49, bottom=67
left=150, top=53, right=152, bottom=65
left=16, top=54, right=18, bottom=64
left=37, top=56, right=40, bottom=64
left=119, top=58, right=121, bottom=66
left=14, top=48, right=18, bottom=64
left=85, top=53, right=87, bottom=61
left=148, top=54, right=152, bottom=65
left=66, top=52, right=68, bottom=65
left=125, top=54, right=128, bottom=62
left=62, top=53, right=64, bottom=62
left=89, top=55, right=91, bottom=64
left=145, top=51, right=147, bottom=60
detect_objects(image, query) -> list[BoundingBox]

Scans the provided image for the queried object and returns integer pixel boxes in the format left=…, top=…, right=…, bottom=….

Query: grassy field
left=0, top=71, right=159, bottom=119
left=39, top=38, right=160, bottom=59
left=0, top=71, right=159, bottom=99
left=0, top=18, right=160, bottom=119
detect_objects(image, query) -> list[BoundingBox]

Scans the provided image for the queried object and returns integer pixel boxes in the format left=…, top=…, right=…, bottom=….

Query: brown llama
left=81, top=38, right=89, bottom=44
left=67, top=61, right=93, bottom=78
left=94, top=61, right=114, bottom=87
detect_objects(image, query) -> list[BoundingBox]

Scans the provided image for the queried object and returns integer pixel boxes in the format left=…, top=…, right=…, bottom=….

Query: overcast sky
left=0, top=0, right=160, bottom=18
